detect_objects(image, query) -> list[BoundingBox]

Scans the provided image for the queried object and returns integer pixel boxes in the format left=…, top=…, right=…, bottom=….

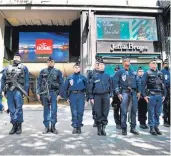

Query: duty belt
left=149, top=91, right=162, bottom=95
left=71, top=90, right=84, bottom=94
left=122, top=88, right=136, bottom=93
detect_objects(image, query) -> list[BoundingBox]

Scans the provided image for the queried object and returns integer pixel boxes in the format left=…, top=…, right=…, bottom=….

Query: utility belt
left=121, top=88, right=136, bottom=93
left=70, top=90, right=85, bottom=94
left=94, top=92, right=109, bottom=95
left=148, top=91, right=162, bottom=95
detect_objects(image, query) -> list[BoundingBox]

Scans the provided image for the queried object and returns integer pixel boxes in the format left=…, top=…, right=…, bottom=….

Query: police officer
left=142, top=59, right=166, bottom=135
left=64, top=62, right=87, bottom=134
left=37, top=56, right=63, bottom=134
left=1, top=53, right=29, bottom=134
left=137, top=67, right=148, bottom=129
left=114, top=57, right=140, bottom=135
left=111, top=65, right=121, bottom=130
left=161, top=59, right=170, bottom=127
left=88, top=58, right=112, bottom=136
left=87, top=57, right=99, bottom=127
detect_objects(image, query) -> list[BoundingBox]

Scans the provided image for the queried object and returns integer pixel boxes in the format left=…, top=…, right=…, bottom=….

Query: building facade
left=0, top=0, right=168, bottom=102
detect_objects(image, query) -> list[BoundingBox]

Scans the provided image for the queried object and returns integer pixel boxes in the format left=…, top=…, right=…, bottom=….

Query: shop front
left=94, top=15, right=162, bottom=75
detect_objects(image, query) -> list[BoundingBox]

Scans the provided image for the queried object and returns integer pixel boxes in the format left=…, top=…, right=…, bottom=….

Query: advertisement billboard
left=19, top=32, right=69, bottom=62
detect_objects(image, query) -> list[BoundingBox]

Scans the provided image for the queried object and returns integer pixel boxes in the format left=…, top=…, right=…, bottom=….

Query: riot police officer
left=87, top=57, right=99, bottom=127
left=1, top=52, right=29, bottom=134
left=161, top=59, right=170, bottom=127
left=142, top=59, right=166, bottom=135
left=137, top=67, right=148, bottom=129
left=114, top=57, right=140, bottom=135
left=88, top=58, right=112, bottom=136
left=37, top=56, right=63, bottom=134
left=64, top=62, right=87, bottom=134
left=111, top=65, right=121, bottom=130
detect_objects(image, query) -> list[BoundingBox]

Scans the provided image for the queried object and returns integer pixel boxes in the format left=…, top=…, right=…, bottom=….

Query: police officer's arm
left=114, top=70, right=121, bottom=95
left=83, top=76, right=88, bottom=100
left=88, top=74, right=96, bottom=100
left=57, top=70, right=64, bottom=97
left=24, top=66, right=29, bottom=93
left=1, top=68, right=7, bottom=92
left=141, top=72, right=148, bottom=97
left=86, top=70, right=92, bottom=83
left=162, top=73, right=167, bottom=98
left=63, top=77, right=70, bottom=101
left=36, top=70, right=43, bottom=95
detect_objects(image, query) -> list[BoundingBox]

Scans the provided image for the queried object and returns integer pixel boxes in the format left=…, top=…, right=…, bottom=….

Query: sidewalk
left=0, top=105, right=170, bottom=155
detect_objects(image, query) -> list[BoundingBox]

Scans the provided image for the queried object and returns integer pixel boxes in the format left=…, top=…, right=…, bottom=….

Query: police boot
left=101, top=125, right=106, bottom=136
left=77, top=127, right=81, bottom=134
left=72, top=128, right=77, bottom=134
left=97, top=125, right=102, bottom=135
left=130, top=128, right=139, bottom=135
left=16, top=123, right=22, bottom=134
left=42, top=127, right=49, bottom=134
left=51, top=125, right=58, bottom=134
left=163, top=119, right=170, bottom=127
left=150, top=127, right=157, bottom=135
left=93, top=121, right=97, bottom=127
left=116, top=124, right=121, bottom=130
left=9, top=123, right=17, bottom=135
left=155, top=127, right=162, bottom=135
left=122, top=128, right=127, bottom=135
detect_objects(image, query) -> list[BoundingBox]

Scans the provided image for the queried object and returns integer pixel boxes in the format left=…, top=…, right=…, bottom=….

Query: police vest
left=147, top=70, right=164, bottom=90
left=41, top=68, right=60, bottom=91
left=6, top=64, right=25, bottom=89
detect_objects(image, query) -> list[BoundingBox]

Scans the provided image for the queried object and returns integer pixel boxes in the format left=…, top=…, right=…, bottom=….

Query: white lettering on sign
left=0, top=0, right=32, bottom=4
left=36, top=43, right=52, bottom=51
left=110, top=43, right=148, bottom=52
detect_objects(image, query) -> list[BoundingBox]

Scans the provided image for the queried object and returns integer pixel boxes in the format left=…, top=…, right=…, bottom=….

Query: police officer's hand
left=137, top=93, right=141, bottom=101
left=37, top=94, right=41, bottom=102
left=118, top=94, right=123, bottom=102
left=162, top=96, right=165, bottom=102
left=144, top=96, right=149, bottom=103
left=67, top=99, right=70, bottom=104
left=90, top=99, right=94, bottom=104
left=57, top=95, right=61, bottom=102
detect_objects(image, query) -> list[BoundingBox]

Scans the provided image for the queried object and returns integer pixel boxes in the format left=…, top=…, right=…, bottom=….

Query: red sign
left=36, top=39, right=53, bottom=54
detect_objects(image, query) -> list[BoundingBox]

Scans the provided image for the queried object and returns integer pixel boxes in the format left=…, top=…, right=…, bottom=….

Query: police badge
left=69, top=79, right=74, bottom=86
left=164, top=74, right=168, bottom=80
left=122, top=74, right=126, bottom=81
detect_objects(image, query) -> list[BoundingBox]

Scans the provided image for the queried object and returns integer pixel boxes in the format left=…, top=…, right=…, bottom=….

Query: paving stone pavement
left=0, top=104, right=170, bottom=155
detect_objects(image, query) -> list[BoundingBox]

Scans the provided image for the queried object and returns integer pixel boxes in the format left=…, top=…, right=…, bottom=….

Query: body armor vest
left=5, top=64, right=25, bottom=91
left=41, top=68, right=59, bottom=92
left=147, top=70, right=164, bottom=90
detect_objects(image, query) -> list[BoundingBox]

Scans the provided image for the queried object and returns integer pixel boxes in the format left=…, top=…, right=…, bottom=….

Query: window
left=96, top=16, right=158, bottom=41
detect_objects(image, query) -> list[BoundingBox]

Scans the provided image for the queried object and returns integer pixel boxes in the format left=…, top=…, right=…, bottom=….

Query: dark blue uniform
left=114, top=68, right=140, bottom=130
left=89, top=71, right=112, bottom=127
left=137, top=75, right=148, bottom=126
left=64, top=72, right=87, bottom=129
left=37, top=67, right=63, bottom=129
left=161, top=67, right=170, bottom=125
left=142, top=69, right=166, bottom=130
left=87, top=69, right=98, bottom=123
left=1, top=64, right=29, bottom=125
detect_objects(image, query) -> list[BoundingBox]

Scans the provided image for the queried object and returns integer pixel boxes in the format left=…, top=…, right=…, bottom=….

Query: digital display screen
left=97, top=17, right=158, bottom=41
left=19, top=32, right=69, bottom=62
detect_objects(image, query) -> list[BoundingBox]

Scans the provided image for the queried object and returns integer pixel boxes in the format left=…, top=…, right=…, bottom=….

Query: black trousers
left=138, top=97, right=147, bottom=124
left=94, top=93, right=110, bottom=126
left=112, top=95, right=121, bottom=125
left=163, top=89, right=170, bottom=125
